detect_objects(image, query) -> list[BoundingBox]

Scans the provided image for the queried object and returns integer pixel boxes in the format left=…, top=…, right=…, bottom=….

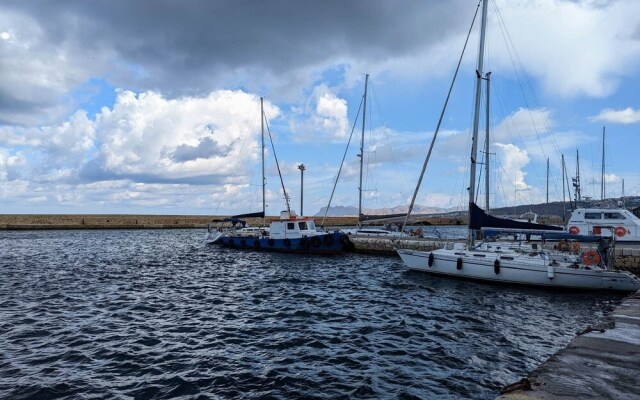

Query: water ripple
left=0, top=229, right=623, bottom=399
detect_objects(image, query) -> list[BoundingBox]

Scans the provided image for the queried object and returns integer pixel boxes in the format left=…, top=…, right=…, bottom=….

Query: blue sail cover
left=469, top=202, right=562, bottom=231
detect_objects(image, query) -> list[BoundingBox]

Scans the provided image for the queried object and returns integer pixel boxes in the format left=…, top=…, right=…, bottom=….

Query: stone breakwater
left=0, top=214, right=359, bottom=230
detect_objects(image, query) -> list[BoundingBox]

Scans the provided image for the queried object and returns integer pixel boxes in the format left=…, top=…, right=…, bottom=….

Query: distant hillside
left=315, top=197, right=640, bottom=218
left=315, top=204, right=464, bottom=217
left=491, top=196, right=640, bottom=218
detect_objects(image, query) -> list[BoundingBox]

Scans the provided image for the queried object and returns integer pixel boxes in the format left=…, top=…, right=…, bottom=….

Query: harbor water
left=0, top=229, right=625, bottom=399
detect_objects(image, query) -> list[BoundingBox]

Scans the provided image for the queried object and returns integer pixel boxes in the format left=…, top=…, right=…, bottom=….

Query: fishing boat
left=563, top=130, right=640, bottom=243
left=209, top=97, right=351, bottom=253
left=567, top=207, right=640, bottom=244
left=397, top=0, right=640, bottom=292
left=218, top=210, right=348, bottom=253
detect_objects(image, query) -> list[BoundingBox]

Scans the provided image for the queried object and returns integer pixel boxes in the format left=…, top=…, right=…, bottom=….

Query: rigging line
left=495, top=159, right=510, bottom=208
left=490, top=78, right=540, bottom=198
left=368, top=81, right=411, bottom=205
left=491, top=19, right=548, bottom=194
left=402, top=0, right=482, bottom=232
left=263, top=115, right=291, bottom=214
left=492, top=0, right=562, bottom=160
left=321, top=93, right=365, bottom=227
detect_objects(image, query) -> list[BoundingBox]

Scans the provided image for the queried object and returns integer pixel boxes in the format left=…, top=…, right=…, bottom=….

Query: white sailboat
left=398, top=0, right=640, bottom=292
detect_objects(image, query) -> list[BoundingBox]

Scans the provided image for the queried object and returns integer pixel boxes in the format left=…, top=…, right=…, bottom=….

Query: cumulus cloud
left=488, top=0, right=640, bottom=98
left=0, top=89, right=288, bottom=212
left=289, top=84, right=349, bottom=141
left=590, top=107, right=640, bottom=124
left=87, top=90, right=279, bottom=183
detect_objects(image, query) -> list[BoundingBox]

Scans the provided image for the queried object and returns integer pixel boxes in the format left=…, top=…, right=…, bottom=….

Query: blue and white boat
left=208, top=97, right=351, bottom=253
left=217, top=210, right=350, bottom=253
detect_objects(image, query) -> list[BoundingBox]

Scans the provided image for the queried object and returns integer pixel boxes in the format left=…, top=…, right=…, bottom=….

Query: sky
left=1, top=0, right=640, bottom=216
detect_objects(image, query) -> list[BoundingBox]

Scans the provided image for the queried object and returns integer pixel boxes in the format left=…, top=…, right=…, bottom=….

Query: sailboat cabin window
left=584, top=213, right=601, bottom=220
left=287, top=222, right=295, bottom=230
left=603, top=212, right=625, bottom=220
left=298, top=221, right=308, bottom=230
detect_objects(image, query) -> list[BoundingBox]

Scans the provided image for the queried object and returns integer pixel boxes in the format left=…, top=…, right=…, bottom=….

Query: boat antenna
left=264, top=115, right=291, bottom=214
left=358, top=73, right=369, bottom=228
left=401, top=1, right=481, bottom=233
left=321, top=92, right=365, bottom=228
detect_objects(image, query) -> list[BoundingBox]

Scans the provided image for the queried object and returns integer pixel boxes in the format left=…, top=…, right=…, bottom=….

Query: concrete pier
left=498, top=290, right=640, bottom=399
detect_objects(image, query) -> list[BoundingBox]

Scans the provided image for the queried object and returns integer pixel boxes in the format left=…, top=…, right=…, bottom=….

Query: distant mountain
left=314, top=196, right=640, bottom=218
left=314, top=204, right=464, bottom=217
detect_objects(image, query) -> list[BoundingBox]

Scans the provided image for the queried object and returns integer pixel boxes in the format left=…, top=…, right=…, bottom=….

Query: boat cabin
left=567, top=208, right=640, bottom=241
left=269, top=211, right=320, bottom=239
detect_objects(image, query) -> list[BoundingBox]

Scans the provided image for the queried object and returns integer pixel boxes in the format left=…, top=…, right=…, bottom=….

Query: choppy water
left=0, top=229, right=624, bottom=399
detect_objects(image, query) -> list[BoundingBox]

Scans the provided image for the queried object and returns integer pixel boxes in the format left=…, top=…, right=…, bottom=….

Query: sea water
left=0, top=229, right=623, bottom=399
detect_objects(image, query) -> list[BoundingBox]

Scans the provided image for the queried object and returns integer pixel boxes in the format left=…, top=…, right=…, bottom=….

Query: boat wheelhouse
left=567, top=208, right=640, bottom=243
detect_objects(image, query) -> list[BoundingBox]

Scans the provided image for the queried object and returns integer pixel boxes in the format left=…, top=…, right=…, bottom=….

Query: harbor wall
left=0, top=214, right=360, bottom=230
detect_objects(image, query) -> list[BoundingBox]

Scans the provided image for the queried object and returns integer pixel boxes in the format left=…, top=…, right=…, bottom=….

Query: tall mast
left=562, top=154, right=566, bottom=222
left=601, top=126, right=605, bottom=200
left=574, top=149, right=581, bottom=207
left=261, top=97, right=266, bottom=225
left=468, top=0, right=488, bottom=246
left=546, top=158, right=549, bottom=206
left=358, top=74, right=369, bottom=227
left=484, top=72, right=491, bottom=213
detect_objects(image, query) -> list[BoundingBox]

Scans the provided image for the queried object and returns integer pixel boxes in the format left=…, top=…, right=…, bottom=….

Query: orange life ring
left=582, top=250, right=601, bottom=266
left=615, top=226, right=627, bottom=237
left=568, top=226, right=580, bottom=235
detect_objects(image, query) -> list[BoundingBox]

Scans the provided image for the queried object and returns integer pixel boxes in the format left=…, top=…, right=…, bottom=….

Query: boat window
left=584, top=213, right=601, bottom=220
left=308, top=222, right=315, bottom=230
left=287, top=222, right=295, bottom=230
left=298, top=221, right=308, bottom=230
left=603, top=212, right=625, bottom=220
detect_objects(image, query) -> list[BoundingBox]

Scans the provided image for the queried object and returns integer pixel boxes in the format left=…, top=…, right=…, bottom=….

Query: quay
left=498, top=289, right=640, bottom=399
left=0, top=214, right=360, bottom=230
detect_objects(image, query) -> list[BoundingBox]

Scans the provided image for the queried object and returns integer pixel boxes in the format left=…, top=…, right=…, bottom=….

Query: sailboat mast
left=562, top=154, right=566, bottom=222
left=259, top=97, right=266, bottom=225
left=358, top=74, right=369, bottom=227
left=468, top=0, right=488, bottom=245
left=574, top=149, right=581, bottom=207
left=484, top=72, right=491, bottom=213
left=601, top=126, right=605, bottom=200
left=546, top=158, right=549, bottom=206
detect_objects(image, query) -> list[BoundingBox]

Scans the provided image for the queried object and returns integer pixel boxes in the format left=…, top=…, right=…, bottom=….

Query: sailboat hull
left=398, top=248, right=640, bottom=292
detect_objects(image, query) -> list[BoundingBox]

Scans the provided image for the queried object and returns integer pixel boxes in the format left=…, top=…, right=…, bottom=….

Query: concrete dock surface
left=498, top=290, right=640, bottom=399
